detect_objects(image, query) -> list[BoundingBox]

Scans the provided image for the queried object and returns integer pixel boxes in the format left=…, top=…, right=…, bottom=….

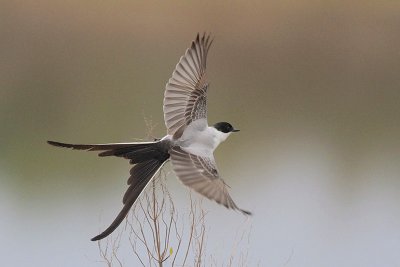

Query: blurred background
left=1, top=1, right=400, bottom=266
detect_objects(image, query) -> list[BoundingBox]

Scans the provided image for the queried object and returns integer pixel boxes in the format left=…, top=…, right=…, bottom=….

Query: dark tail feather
left=47, top=140, right=165, bottom=164
left=47, top=140, right=136, bottom=151
left=48, top=139, right=171, bottom=241
left=91, top=159, right=166, bottom=241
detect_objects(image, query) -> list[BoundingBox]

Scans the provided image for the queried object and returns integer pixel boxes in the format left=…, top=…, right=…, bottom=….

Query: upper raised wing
left=169, top=147, right=251, bottom=215
left=163, top=33, right=213, bottom=139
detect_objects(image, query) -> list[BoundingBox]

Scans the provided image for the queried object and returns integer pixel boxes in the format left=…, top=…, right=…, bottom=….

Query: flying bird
left=48, top=33, right=250, bottom=241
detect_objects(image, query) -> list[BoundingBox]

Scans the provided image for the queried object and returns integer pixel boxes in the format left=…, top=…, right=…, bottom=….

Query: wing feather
left=164, top=33, right=213, bottom=138
left=170, top=147, right=251, bottom=215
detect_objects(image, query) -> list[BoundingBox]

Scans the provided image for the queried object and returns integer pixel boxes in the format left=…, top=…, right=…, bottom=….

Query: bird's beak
left=232, top=129, right=240, bottom=132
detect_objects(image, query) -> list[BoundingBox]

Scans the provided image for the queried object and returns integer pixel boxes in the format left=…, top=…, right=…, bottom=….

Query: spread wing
left=169, top=147, right=251, bottom=215
left=163, top=33, right=213, bottom=139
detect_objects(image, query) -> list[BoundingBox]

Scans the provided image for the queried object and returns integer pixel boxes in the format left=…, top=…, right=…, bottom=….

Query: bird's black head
left=213, top=122, right=240, bottom=133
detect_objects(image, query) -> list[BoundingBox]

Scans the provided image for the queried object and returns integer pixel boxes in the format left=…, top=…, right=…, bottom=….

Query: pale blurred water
left=1, top=1, right=400, bottom=266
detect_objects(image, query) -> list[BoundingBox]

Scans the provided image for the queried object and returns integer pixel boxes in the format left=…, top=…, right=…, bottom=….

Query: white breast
left=178, top=122, right=231, bottom=157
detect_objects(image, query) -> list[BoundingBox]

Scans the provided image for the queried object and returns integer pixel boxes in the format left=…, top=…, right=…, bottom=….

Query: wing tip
left=193, top=32, right=213, bottom=49
left=239, top=208, right=253, bottom=216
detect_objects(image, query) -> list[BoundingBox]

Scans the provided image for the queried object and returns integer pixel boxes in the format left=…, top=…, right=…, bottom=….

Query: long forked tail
left=47, top=140, right=170, bottom=241
left=92, top=158, right=167, bottom=241
left=47, top=140, right=168, bottom=163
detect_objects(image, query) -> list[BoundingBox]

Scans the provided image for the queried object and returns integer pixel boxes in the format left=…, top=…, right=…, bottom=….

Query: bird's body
left=48, top=33, right=250, bottom=241
left=169, top=119, right=230, bottom=156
